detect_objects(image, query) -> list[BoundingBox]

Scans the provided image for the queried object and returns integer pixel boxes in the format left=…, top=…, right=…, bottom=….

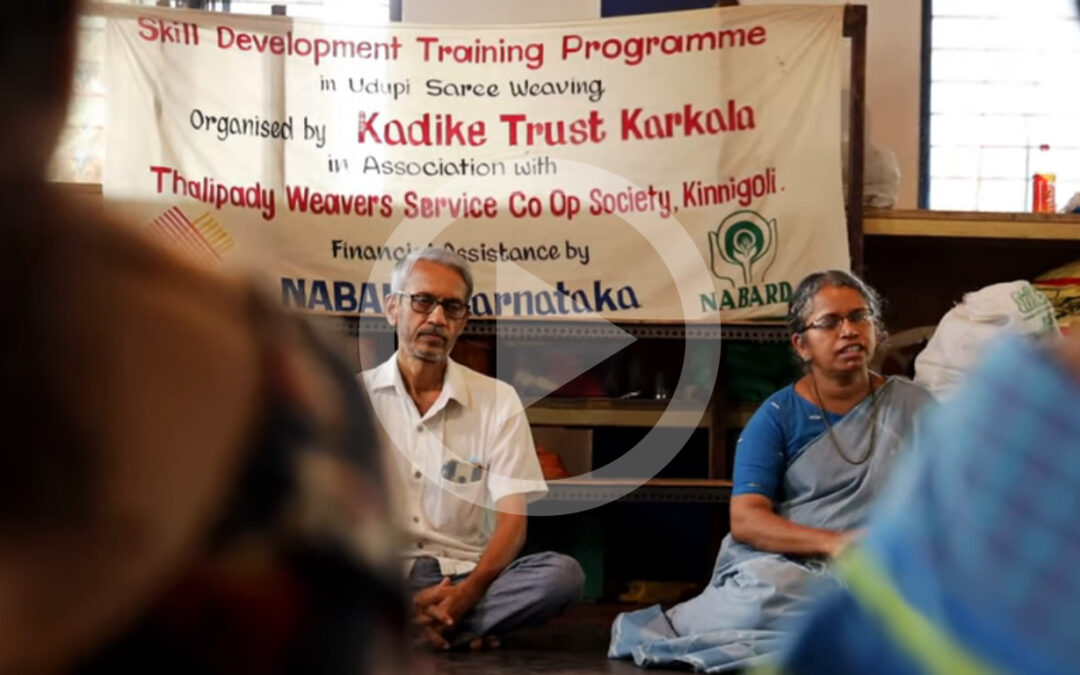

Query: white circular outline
left=364, top=158, right=722, bottom=516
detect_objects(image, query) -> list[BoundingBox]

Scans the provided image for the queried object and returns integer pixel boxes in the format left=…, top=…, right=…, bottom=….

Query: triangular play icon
left=489, top=260, right=637, bottom=410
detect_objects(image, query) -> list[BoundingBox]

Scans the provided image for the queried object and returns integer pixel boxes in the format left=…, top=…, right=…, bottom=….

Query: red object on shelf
left=1033, top=144, right=1057, bottom=214
left=536, top=445, right=571, bottom=480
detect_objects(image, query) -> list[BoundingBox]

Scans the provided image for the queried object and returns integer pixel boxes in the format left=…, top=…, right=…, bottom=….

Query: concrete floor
left=412, top=604, right=694, bottom=675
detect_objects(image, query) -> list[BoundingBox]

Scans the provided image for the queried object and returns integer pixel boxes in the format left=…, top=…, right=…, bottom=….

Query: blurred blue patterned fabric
left=769, top=336, right=1080, bottom=675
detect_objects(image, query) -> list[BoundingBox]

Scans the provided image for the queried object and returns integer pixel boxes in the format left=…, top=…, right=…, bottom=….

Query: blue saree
left=609, top=378, right=933, bottom=672
left=771, top=336, right=1080, bottom=675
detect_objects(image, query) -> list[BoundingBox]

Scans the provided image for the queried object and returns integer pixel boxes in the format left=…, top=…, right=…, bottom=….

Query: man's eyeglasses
left=395, top=292, right=469, bottom=319
left=803, top=308, right=874, bottom=332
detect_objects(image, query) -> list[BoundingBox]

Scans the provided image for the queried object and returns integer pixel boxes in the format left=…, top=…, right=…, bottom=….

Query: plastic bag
left=1059, top=191, right=1080, bottom=214
left=839, top=100, right=901, bottom=208
left=863, top=145, right=901, bottom=208
left=914, top=281, right=1059, bottom=400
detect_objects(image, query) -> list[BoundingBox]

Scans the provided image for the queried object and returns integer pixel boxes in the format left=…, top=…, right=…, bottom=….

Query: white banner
left=103, top=4, right=848, bottom=322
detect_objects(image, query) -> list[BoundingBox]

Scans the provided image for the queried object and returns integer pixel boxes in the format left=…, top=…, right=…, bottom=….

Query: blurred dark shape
left=0, top=2, right=407, bottom=673
left=73, top=308, right=410, bottom=675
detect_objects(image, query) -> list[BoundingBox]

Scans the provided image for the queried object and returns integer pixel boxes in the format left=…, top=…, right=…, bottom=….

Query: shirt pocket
left=424, top=458, right=489, bottom=535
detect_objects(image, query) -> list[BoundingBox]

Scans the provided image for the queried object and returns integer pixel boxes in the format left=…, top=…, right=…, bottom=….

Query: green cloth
left=724, top=342, right=800, bottom=402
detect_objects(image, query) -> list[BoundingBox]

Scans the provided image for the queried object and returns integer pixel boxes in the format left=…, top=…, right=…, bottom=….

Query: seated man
left=362, top=247, right=585, bottom=650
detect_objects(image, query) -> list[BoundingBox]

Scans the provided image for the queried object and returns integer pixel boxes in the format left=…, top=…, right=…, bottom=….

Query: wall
left=740, top=0, right=924, bottom=209
left=403, top=0, right=599, bottom=23
left=862, top=0, right=923, bottom=209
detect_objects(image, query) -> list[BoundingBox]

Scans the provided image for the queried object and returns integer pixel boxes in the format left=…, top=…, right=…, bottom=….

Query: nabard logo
left=707, top=210, right=778, bottom=288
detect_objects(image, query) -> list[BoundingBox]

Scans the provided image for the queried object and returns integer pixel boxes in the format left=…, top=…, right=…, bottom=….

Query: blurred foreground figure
left=0, top=4, right=406, bottom=673
left=769, top=335, right=1080, bottom=675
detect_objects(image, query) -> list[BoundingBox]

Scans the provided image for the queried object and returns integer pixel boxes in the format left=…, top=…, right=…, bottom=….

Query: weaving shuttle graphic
left=146, top=206, right=234, bottom=264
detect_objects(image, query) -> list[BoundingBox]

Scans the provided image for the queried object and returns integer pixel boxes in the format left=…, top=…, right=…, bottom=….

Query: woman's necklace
left=810, top=374, right=880, bottom=465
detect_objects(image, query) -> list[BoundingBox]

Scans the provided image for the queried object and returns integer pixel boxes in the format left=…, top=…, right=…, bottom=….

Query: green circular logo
left=724, top=220, right=766, bottom=264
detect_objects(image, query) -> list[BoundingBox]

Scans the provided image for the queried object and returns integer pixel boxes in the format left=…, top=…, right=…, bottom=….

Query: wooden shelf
left=542, top=478, right=733, bottom=504
left=527, top=399, right=706, bottom=428
left=553, top=478, right=733, bottom=488
left=866, top=209, right=1080, bottom=241
left=526, top=399, right=757, bottom=429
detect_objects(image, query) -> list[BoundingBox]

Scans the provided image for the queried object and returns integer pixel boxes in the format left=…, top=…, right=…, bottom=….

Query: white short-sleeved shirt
left=361, top=353, right=548, bottom=576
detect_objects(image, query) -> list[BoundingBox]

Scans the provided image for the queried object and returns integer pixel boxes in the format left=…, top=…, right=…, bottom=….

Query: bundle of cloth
left=913, top=280, right=1059, bottom=400
left=1034, top=259, right=1080, bottom=336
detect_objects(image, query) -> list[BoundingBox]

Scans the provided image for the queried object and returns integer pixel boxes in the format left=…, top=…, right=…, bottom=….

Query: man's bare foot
left=467, top=636, right=501, bottom=651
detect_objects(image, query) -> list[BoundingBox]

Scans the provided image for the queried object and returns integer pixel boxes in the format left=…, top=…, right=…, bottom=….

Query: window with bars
left=47, top=0, right=390, bottom=184
left=927, top=0, right=1080, bottom=212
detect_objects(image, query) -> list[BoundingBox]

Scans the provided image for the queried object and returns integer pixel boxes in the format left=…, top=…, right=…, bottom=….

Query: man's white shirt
left=362, top=354, right=548, bottom=575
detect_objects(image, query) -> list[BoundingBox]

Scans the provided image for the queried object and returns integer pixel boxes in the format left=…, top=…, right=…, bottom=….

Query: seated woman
left=608, top=270, right=936, bottom=672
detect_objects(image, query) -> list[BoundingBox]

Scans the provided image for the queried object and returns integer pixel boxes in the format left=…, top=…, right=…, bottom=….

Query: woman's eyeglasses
left=396, top=292, right=469, bottom=319
left=803, top=308, right=874, bottom=332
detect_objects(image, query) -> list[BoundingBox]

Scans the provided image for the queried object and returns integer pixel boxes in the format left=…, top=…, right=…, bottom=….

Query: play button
left=489, top=259, right=637, bottom=409
left=366, top=159, right=720, bottom=516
